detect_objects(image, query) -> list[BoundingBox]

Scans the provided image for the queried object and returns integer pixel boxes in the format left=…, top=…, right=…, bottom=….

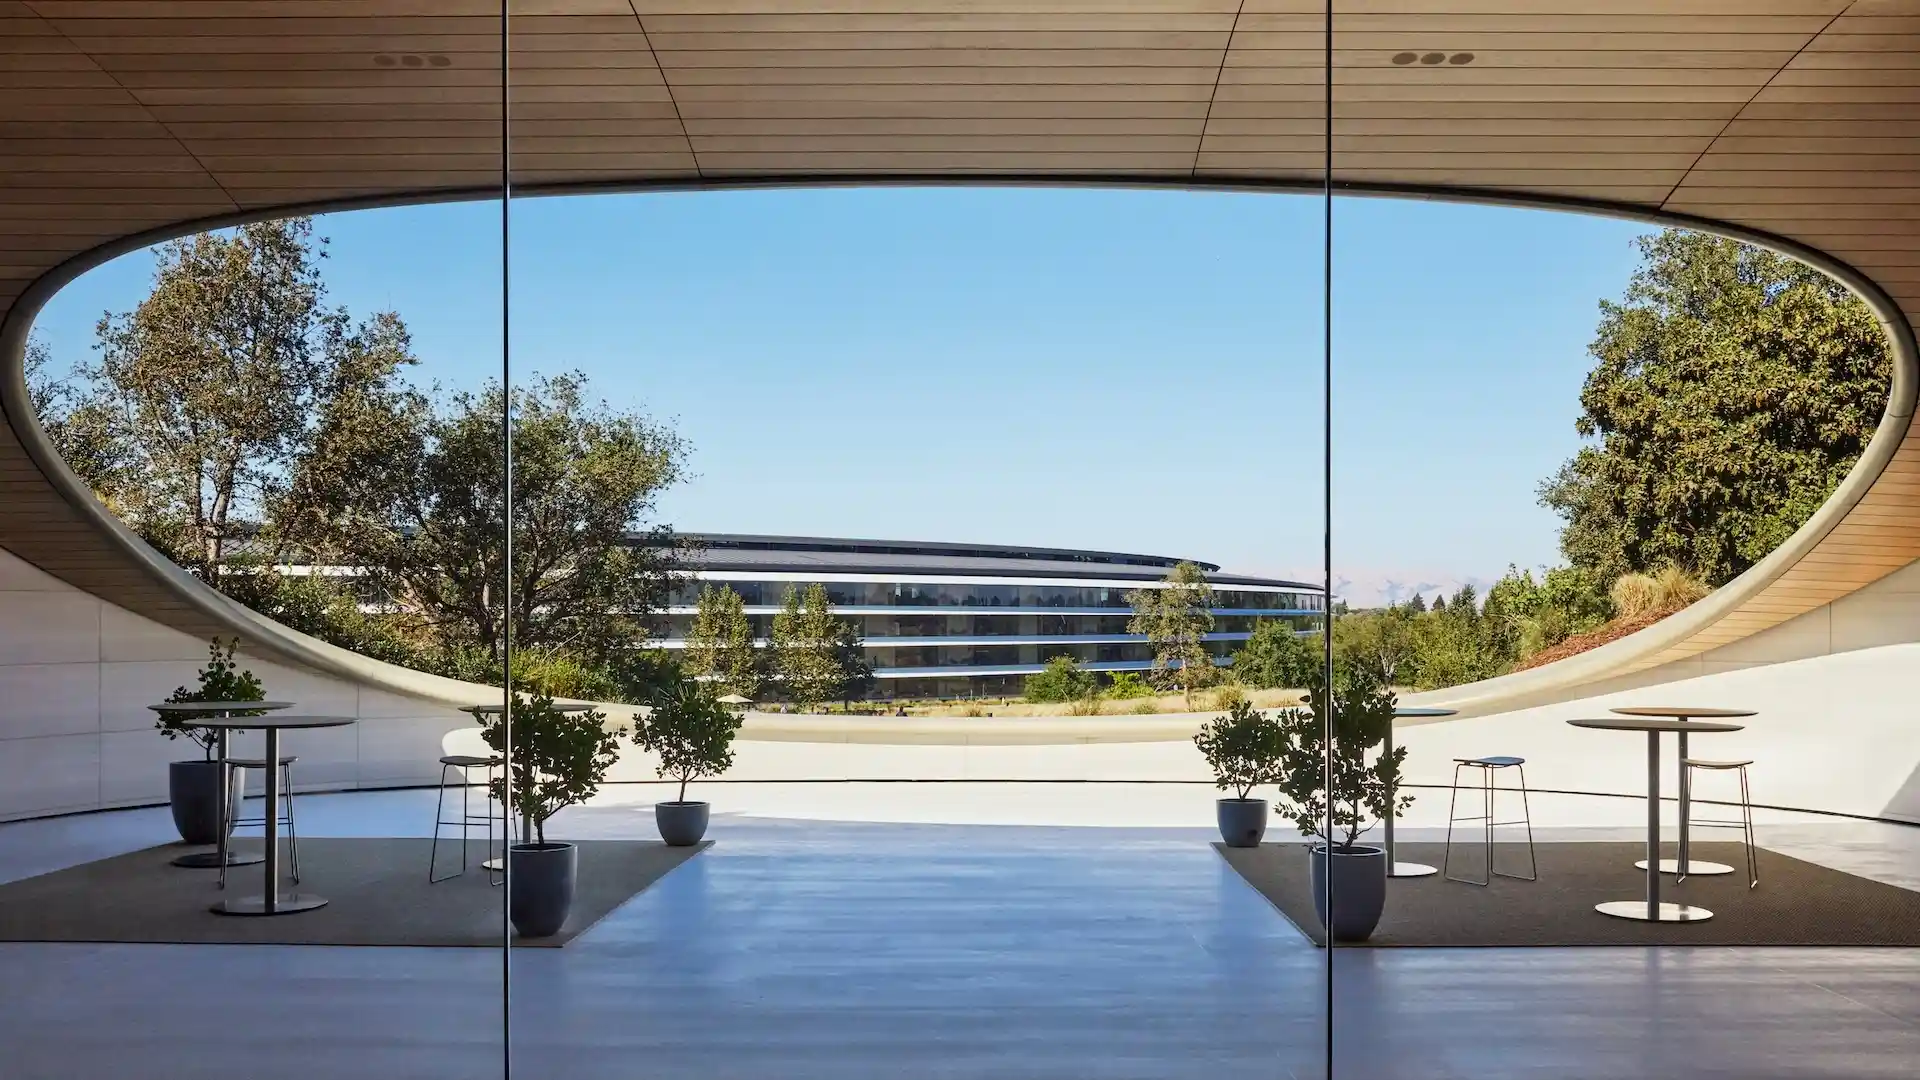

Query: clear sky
left=29, top=187, right=1652, bottom=604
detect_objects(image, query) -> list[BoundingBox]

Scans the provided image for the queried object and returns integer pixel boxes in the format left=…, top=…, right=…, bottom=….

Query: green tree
left=481, top=690, right=621, bottom=846
left=1024, top=654, right=1096, bottom=703
left=1128, top=560, right=1217, bottom=704
left=1232, top=620, right=1320, bottom=690
left=79, top=218, right=418, bottom=584
left=685, top=584, right=760, bottom=699
left=1541, top=228, right=1890, bottom=587
left=1485, top=564, right=1613, bottom=659
left=1193, top=698, right=1287, bottom=800
left=831, top=617, right=875, bottom=706
left=24, top=335, right=131, bottom=504
left=1272, top=664, right=1410, bottom=850
left=325, top=371, right=689, bottom=673
left=1332, top=604, right=1418, bottom=686
left=633, top=677, right=744, bottom=803
left=768, top=583, right=855, bottom=709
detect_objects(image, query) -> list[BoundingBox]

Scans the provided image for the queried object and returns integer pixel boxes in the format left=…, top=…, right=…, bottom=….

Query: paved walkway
left=1, top=787, right=1916, bottom=1079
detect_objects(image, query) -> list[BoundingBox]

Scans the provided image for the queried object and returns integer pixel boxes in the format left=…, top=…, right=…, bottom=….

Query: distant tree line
left=1027, top=228, right=1891, bottom=700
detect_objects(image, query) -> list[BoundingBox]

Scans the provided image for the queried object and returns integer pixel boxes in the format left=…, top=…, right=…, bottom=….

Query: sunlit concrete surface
left=0, top=787, right=1916, bottom=1080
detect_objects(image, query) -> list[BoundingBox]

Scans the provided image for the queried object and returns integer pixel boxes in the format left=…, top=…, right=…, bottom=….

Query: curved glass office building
left=661, top=534, right=1322, bottom=699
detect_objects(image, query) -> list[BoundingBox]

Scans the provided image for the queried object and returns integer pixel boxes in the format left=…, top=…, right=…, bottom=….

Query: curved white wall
left=0, top=544, right=473, bottom=821
left=7, top=524, right=1917, bottom=827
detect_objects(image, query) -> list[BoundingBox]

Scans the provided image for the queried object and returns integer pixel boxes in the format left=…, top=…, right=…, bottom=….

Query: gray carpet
left=0, top=838, right=708, bottom=948
left=1216, top=841, right=1920, bottom=947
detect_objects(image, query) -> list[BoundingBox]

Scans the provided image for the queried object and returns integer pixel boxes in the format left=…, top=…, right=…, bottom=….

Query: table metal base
left=1389, top=861, right=1438, bottom=878
left=171, top=850, right=263, bottom=869
left=211, top=893, right=329, bottom=916
left=482, top=857, right=503, bottom=872
left=1596, top=900, right=1713, bottom=923
left=1635, top=857, right=1736, bottom=876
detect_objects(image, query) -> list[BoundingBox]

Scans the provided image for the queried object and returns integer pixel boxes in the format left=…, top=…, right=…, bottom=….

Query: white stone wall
left=0, top=545, right=472, bottom=821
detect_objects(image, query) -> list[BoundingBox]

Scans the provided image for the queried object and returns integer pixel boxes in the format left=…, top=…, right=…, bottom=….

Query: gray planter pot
left=509, top=842, right=577, bottom=939
left=655, top=800, right=710, bottom=847
left=1310, top=844, right=1387, bottom=944
left=168, top=759, right=242, bottom=846
left=1215, top=798, right=1268, bottom=848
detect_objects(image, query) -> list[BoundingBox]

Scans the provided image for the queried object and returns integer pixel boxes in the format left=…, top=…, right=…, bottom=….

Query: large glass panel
left=499, top=5, right=1333, bottom=1077
left=1327, top=5, right=1920, bottom=1077
left=0, top=5, right=509, bottom=1078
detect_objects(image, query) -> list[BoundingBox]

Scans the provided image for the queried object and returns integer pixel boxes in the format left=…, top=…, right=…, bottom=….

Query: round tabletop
left=150, top=700, right=294, bottom=713
left=461, top=702, right=603, bottom=715
left=1610, top=706, right=1756, bottom=719
left=192, top=714, right=357, bottom=730
left=1394, top=707, right=1458, bottom=718
left=1569, top=717, right=1744, bottom=734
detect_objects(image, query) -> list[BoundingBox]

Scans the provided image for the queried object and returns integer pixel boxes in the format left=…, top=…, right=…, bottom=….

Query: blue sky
left=30, top=187, right=1651, bottom=603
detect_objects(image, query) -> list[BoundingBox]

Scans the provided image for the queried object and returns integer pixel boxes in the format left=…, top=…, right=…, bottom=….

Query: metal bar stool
left=431, top=754, right=504, bottom=884
left=1682, top=758, right=1760, bottom=888
left=1444, top=755, right=1538, bottom=885
left=221, top=755, right=299, bottom=889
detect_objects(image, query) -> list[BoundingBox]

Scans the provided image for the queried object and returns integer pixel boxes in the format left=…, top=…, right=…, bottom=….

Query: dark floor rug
left=1216, top=841, right=1920, bottom=947
left=0, top=838, right=708, bottom=948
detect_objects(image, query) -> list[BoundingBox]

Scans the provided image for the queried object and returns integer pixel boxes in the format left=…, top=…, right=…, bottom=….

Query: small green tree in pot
left=1194, top=698, right=1287, bottom=847
left=1272, top=665, right=1410, bottom=943
left=481, top=690, right=622, bottom=938
left=632, top=677, right=744, bottom=846
left=156, top=638, right=265, bottom=845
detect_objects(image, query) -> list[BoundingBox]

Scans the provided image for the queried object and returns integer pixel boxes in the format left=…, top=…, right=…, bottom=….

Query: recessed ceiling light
left=1449, top=52, right=1475, bottom=65
left=1420, top=52, right=1445, bottom=65
left=429, top=54, right=451, bottom=67
left=372, top=54, right=396, bottom=67
left=1391, top=52, right=1417, bottom=66
left=401, top=54, right=424, bottom=67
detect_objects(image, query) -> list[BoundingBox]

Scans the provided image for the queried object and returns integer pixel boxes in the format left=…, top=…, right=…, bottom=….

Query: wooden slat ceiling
left=2, top=0, right=1916, bottom=684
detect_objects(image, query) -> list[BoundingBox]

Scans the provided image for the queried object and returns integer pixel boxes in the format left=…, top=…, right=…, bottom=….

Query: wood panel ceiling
left=2, top=0, right=1916, bottom=686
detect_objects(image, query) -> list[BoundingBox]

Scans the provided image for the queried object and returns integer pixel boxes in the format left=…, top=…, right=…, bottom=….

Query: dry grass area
left=900, top=686, right=1307, bottom=718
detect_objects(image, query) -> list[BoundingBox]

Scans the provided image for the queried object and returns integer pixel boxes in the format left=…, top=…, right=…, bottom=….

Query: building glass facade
left=658, top=534, right=1321, bottom=700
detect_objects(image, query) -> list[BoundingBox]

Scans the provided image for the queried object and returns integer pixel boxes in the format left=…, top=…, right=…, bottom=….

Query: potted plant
left=631, top=677, right=743, bottom=846
left=1193, top=698, right=1286, bottom=847
left=482, top=690, right=622, bottom=938
left=1273, top=665, right=1410, bottom=943
left=157, top=638, right=264, bottom=845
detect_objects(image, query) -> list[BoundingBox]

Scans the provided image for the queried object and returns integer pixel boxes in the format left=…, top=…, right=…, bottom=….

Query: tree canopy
left=1540, top=228, right=1890, bottom=587
left=1128, top=561, right=1217, bottom=701
left=685, top=584, right=761, bottom=700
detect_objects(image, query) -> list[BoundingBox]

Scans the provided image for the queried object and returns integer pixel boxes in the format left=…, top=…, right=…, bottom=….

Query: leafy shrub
left=1192, top=699, right=1286, bottom=800
left=633, top=677, right=744, bottom=803
left=1232, top=620, right=1321, bottom=689
left=482, top=690, right=621, bottom=846
left=1103, top=671, right=1154, bottom=699
left=157, top=638, right=266, bottom=759
left=1024, top=655, right=1096, bottom=703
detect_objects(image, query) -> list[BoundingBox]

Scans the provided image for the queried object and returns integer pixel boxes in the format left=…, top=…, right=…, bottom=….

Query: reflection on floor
left=0, top=784, right=1916, bottom=1080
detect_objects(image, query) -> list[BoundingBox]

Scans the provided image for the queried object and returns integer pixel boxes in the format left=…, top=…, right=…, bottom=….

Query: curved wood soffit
left=1, top=3, right=1917, bottom=719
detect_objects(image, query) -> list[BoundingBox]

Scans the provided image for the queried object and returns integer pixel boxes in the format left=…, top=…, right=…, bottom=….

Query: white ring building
left=659, top=533, right=1323, bottom=699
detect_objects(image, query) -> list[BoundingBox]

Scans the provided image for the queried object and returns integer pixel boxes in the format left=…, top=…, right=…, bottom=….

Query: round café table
left=1568, top=716, right=1744, bottom=922
left=1610, top=706, right=1757, bottom=878
left=149, top=700, right=295, bottom=869
left=1387, top=706, right=1457, bottom=878
left=458, top=702, right=603, bottom=871
left=195, top=715, right=355, bottom=916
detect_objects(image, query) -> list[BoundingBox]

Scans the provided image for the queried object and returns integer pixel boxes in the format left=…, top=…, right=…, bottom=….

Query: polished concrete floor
left=2, top=784, right=1918, bottom=1079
